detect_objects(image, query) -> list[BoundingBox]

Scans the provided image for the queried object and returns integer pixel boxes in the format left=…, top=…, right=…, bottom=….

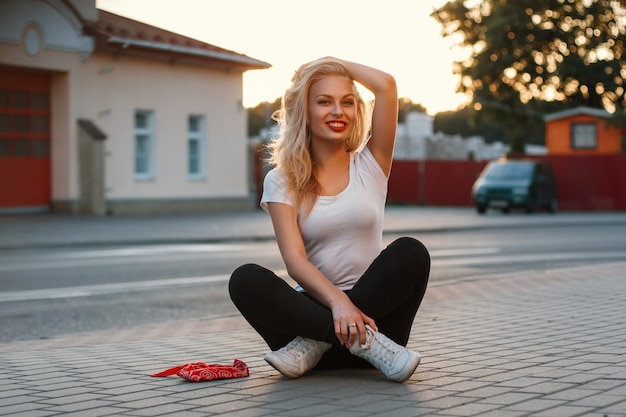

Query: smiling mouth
left=327, top=121, right=347, bottom=130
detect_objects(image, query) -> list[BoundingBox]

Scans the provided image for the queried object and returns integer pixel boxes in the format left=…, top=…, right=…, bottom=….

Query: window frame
left=571, top=122, right=597, bottom=150
left=187, top=114, right=207, bottom=180
left=134, top=110, right=155, bottom=180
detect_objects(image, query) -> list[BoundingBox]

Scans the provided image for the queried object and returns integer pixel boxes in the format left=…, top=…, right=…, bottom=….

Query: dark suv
left=472, top=160, right=558, bottom=214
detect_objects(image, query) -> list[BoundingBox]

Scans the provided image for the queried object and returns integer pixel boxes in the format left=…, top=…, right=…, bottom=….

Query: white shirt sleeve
left=260, top=168, right=292, bottom=212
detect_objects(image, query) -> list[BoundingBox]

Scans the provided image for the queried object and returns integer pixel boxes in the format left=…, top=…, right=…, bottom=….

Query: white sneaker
left=349, top=325, right=421, bottom=382
left=264, top=337, right=332, bottom=378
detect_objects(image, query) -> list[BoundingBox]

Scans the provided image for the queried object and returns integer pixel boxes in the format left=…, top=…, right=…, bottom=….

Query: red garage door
left=0, top=68, right=51, bottom=212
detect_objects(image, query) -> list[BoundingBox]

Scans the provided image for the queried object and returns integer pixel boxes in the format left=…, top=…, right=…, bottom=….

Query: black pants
left=229, top=237, right=430, bottom=368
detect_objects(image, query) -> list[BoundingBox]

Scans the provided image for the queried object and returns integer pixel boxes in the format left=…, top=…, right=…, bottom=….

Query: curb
left=0, top=220, right=614, bottom=251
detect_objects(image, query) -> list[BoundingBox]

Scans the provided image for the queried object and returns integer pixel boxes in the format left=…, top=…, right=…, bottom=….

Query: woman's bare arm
left=268, top=202, right=376, bottom=345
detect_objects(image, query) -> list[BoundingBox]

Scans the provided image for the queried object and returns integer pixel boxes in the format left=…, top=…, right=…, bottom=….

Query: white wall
left=76, top=54, right=249, bottom=201
left=0, top=0, right=253, bottom=212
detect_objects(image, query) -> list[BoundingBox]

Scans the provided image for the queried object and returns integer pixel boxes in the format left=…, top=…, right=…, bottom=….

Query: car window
left=484, top=163, right=534, bottom=180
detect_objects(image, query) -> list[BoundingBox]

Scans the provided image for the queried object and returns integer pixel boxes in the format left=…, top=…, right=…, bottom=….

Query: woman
left=229, top=57, right=430, bottom=382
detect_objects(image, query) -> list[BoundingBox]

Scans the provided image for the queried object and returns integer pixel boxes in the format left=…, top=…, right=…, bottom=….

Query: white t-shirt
left=260, top=146, right=388, bottom=291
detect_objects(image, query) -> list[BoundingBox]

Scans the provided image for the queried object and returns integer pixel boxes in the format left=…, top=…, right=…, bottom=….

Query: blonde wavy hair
left=266, top=58, right=372, bottom=218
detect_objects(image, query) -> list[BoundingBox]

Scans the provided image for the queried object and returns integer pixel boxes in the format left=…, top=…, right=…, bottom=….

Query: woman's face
left=307, top=74, right=356, bottom=145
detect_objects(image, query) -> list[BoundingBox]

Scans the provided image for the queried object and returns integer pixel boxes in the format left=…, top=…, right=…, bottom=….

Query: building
left=393, top=111, right=510, bottom=161
left=0, top=0, right=270, bottom=215
left=544, top=106, right=623, bottom=155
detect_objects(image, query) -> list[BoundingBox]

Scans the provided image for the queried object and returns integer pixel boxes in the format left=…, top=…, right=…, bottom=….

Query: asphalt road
left=1, top=222, right=625, bottom=343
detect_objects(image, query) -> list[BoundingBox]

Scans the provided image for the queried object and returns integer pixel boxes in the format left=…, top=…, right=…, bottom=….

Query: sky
left=96, top=0, right=468, bottom=115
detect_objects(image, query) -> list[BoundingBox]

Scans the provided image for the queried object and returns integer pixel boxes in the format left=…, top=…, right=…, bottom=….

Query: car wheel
left=476, top=205, right=486, bottom=214
left=502, top=207, right=510, bottom=214
left=548, top=197, right=558, bottom=213
left=525, top=196, right=537, bottom=213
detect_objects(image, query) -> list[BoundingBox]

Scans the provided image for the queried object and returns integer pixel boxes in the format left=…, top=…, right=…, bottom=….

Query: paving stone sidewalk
left=1, top=261, right=625, bottom=417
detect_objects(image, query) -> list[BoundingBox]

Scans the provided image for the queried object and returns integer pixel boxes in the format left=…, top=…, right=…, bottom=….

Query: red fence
left=388, top=155, right=626, bottom=211
left=533, top=155, right=626, bottom=211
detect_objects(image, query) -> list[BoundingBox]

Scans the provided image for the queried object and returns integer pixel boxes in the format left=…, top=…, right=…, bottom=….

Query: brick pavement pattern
left=1, top=262, right=625, bottom=417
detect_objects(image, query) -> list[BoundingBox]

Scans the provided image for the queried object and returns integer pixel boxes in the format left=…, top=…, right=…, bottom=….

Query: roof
left=88, top=10, right=271, bottom=71
left=543, top=106, right=612, bottom=122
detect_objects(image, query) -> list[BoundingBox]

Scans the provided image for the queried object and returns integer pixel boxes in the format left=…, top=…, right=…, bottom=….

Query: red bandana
left=150, top=359, right=249, bottom=382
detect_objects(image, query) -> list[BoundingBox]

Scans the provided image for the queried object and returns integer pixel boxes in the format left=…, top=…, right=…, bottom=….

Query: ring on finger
left=348, top=323, right=357, bottom=327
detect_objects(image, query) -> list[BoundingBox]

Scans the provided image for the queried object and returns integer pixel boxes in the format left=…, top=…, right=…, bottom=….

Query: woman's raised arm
left=339, top=58, right=398, bottom=176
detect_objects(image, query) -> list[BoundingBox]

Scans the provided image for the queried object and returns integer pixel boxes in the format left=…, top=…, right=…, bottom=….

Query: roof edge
left=544, top=106, right=612, bottom=122
left=92, top=9, right=271, bottom=71
left=107, top=36, right=270, bottom=69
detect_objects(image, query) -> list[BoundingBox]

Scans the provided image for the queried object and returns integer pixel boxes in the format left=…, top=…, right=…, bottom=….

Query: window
left=571, top=122, right=597, bottom=149
left=134, top=110, right=154, bottom=178
left=187, top=115, right=206, bottom=178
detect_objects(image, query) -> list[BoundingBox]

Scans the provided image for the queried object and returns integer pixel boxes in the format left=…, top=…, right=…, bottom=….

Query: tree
left=247, top=98, right=281, bottom=137
left=432, top=0, right=626, bottom=154
left=398, top=97, right=428, bottom=122
left=434, top=107, right=510, bottom=142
